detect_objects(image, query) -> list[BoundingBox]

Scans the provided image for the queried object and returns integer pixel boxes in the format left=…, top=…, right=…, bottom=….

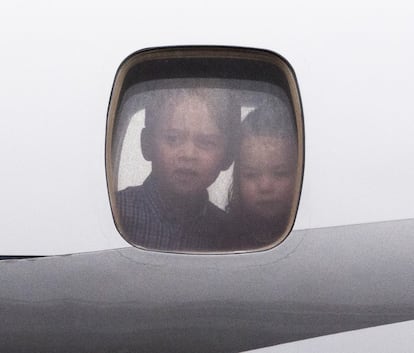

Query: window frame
left=106, top=46, right=305, bottom=254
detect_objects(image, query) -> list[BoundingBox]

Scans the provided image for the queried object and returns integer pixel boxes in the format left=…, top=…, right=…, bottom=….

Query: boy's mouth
left=173, top=168, right=199, bottom=181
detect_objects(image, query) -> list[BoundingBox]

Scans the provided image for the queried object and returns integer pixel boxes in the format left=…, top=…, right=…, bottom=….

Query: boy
left=117, top=88, right=238, bottom=251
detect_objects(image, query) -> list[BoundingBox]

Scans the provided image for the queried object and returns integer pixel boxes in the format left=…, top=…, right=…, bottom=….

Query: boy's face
left=148, top=94, right=228, bottom=198
left=239, top=135, right=297, bottom=221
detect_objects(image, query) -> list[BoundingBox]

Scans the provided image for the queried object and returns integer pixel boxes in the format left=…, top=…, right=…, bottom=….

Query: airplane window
left=106, top=47, right=304, bottom=253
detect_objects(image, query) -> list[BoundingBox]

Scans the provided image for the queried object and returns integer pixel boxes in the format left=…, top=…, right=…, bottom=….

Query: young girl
left=227, top=105, right=298, bottom=249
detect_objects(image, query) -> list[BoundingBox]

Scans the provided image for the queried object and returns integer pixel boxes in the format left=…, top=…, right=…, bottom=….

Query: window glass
left=106, top=47, right=303, bottom=253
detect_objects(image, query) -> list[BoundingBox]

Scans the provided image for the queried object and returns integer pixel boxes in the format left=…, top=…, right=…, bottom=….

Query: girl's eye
left=272, top=171, right=289, bottom=178
left=271, top=167, right=294, bottom=178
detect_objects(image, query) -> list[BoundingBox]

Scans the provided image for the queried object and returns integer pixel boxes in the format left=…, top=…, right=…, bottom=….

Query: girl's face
left=239, top=135, right=297, bottom=222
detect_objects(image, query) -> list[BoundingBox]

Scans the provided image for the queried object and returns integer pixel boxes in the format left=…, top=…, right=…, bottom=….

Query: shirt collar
left=143, top=174, right=209, bottom=223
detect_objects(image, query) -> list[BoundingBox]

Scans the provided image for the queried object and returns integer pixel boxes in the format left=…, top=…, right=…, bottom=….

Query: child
left=227, top=104, right=298, bottom=249
left=117, top=88, right=238, bottom=251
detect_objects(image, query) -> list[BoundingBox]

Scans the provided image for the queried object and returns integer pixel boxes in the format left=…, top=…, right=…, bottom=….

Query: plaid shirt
left=116, top=175, right=229, bottom=251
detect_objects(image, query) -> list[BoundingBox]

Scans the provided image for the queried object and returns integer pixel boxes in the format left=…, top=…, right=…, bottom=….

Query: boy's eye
left=241, top=171, right=260, bottom=180
left=163, top=133, right=183, bottom=146
left=196, top=136, right=220, bottom=150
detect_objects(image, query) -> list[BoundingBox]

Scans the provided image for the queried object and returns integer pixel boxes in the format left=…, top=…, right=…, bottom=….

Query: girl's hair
left=226, top=100, right=297, bottom=217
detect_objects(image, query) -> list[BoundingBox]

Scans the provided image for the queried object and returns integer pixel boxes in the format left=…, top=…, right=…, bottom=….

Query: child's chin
left=171, top=186, right=205, bottom=199
left=250, top=208, right=278, bottom=220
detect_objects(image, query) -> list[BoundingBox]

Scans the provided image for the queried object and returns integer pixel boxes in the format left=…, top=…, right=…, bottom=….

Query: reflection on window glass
left=110, top=78, right=300, bottom=253
left=118, top=110, right=148, bottom=190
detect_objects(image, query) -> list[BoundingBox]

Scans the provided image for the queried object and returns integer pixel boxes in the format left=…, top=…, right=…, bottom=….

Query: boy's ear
left=141, top=127, right=153, bottom=161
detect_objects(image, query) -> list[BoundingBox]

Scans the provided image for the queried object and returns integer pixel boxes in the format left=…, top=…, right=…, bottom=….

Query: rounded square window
left=106, top=46, right=304, bottom=253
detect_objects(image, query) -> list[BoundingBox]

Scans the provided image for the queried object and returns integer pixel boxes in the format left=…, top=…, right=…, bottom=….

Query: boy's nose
left=179, top=139, right=199, bottom=160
